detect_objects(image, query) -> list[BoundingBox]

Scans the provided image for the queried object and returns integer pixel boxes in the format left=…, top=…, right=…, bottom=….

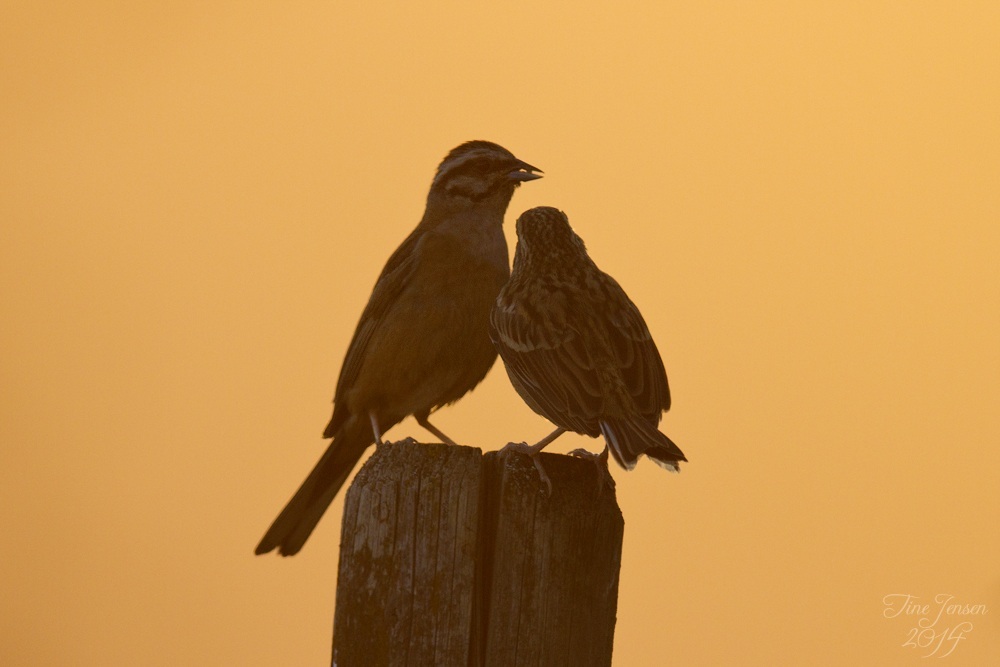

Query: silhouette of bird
left=256, top=141, right=541, bottom=555
left=489, top=206, right=685, bottom=490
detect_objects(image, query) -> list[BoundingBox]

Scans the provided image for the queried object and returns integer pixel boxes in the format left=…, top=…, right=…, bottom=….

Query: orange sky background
left=2, top=2, right=998, bottom=665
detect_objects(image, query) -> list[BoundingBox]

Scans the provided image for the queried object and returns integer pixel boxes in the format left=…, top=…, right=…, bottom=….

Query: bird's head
left=426, top=141, right=542, bottom=216
left=513, top=206, right=589, bottom=262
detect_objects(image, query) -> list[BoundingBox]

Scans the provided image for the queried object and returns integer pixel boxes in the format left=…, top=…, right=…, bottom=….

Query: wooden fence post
left=332, top=440, right=624, bottom=666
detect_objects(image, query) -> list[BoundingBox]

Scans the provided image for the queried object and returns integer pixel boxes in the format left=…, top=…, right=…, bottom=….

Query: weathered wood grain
left=332, top=440, right=623, bottom=667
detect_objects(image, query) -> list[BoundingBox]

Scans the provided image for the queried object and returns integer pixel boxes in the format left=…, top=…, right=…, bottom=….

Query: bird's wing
left=490, top=274, right=671, bottom=435
left=326, top=229, right=424, bottom=434
left=597, top=274, right=672, bottom=417
left=490, top=289, right=605, bottom=435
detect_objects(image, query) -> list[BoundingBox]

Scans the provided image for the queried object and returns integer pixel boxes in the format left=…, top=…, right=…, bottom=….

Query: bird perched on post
left=489, top=206, right=686, bottom=491
left=256, top=141, right=541, bottom=556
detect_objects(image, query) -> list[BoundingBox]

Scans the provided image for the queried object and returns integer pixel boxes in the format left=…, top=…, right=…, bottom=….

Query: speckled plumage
left=490, top=206, right=686, bottom=473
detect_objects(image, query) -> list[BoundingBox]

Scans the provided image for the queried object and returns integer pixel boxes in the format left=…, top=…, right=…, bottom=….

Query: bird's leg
left=501, top=428, right=566, bottom=495
left=569, top=444, right=615, bottom=495
left=416, top=415, right=459, bottom=446
left=368, top=410, right=384, bottom=446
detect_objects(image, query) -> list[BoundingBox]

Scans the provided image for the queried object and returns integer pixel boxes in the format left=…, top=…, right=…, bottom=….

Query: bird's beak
left=508, top=160, right=543, bottom=182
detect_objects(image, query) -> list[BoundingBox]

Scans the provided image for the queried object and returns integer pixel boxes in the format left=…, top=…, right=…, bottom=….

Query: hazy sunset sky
left=2, top=2, right=997, bottom=665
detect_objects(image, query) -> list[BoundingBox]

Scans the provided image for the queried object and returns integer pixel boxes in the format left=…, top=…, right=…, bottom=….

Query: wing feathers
left=490, top=272, right=670, bottom=436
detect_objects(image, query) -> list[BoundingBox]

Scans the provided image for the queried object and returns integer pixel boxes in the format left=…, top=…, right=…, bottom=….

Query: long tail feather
left=255, top=426, right=371, bottom=556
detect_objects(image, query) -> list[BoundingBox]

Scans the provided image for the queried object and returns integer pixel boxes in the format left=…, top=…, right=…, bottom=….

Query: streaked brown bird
left=489, top=206, right=686, bottom=489
left=256, top=141, right=541, bottom=556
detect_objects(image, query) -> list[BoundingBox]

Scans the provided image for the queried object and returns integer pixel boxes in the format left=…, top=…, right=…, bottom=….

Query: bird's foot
left=569, top=447, right=615, bottom=495
left=393, top=436, right=419, bottom=446
left=501, top=441, right=553, bottom=495
left=416, top=416, right=460, bottom=446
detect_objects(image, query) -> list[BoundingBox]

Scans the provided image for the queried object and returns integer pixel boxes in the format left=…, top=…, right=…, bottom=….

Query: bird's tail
left=255, top=424, right=371, bottom=556
left=599, top=418, right=687, bottom=473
